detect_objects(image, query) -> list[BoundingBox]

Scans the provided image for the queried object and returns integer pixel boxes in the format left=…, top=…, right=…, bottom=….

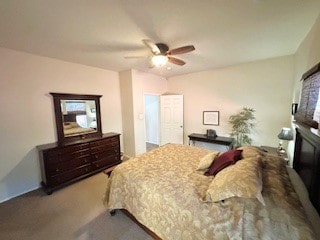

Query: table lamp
left=277, top=127, right=293, bottom=154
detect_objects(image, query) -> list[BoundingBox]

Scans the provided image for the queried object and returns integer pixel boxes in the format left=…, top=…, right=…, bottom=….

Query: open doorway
left=144, top=94, right=160, bottom=151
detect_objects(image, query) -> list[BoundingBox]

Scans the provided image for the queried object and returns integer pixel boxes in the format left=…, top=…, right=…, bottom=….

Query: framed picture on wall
left=203, top=111, right=219, bottom=125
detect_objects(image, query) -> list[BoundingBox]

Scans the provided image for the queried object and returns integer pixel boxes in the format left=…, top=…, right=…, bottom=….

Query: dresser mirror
left=50, top=93, right=102, bottom=144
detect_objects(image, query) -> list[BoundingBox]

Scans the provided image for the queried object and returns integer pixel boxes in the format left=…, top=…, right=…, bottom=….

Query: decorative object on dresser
left=277, top=127, right=293, bottom=154
left=37, top=93, right=121, bottom=194
left=206, top=129, right=217, bottom=138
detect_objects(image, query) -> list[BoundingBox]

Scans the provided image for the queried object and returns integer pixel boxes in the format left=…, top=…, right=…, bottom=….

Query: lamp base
left=278, top=143, right=286, bottom=155
left=278, top=148, right=286, bottom=154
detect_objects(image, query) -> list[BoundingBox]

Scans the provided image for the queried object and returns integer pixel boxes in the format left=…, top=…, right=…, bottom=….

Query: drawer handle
left=55, top=168, right=60, bottom=172
left=95, top=154, right=98, bottom=159
left=84, top=159, right=88, bottom=163
left=96, top=164, right=99, bottom=168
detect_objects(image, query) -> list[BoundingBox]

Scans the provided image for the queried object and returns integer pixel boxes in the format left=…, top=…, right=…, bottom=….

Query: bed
left=63, top=121, right=96, bottom=137
left=103, top=140, right=320, bottom=239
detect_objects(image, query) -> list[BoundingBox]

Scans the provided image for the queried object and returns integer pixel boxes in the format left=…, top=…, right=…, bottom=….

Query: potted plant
left=228, top=107, right=256, bottom=148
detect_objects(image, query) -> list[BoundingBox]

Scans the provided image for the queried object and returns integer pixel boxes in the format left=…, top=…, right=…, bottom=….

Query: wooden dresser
left=37, top=132, right=121, bottom=194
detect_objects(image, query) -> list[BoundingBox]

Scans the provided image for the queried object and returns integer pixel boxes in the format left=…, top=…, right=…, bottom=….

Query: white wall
left=0, top=47, right=122, bottom=202
left=119, top=69, right=167, bottom=157
left=168, top=56, right=294, bottom=147
left=293, top=14, right=320, bottom=102
left=131, top=70, right=167, bottom=154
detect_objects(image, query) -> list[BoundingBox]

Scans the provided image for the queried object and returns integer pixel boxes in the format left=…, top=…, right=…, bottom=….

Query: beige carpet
left=146, top=142, right=159, bottom=152
left=0, top=173, right=153, bottom=240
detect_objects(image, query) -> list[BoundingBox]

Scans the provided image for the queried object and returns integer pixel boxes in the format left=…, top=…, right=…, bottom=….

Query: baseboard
left=0, top=185, right=41, bottom=204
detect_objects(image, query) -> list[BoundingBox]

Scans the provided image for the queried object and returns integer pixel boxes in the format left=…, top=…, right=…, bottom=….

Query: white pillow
left=196, top=151, right=219, bottom=170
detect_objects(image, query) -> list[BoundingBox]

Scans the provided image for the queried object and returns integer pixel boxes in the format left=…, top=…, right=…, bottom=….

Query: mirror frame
left=50, top=92, right=103, bottom=144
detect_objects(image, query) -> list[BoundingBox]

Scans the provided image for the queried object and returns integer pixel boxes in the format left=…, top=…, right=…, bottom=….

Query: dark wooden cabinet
left=188, top=133, right=234, bottom=150
left=293, top=125, right=320, bottom=214
left=37, top=132, right=121, bottom=194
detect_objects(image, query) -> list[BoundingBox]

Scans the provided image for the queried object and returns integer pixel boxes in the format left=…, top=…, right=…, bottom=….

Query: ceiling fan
left=126, top=39, right=195, bottom=67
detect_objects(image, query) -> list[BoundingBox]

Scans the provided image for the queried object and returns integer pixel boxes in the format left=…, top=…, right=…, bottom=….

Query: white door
left=160, top=95, right=184, bottom=145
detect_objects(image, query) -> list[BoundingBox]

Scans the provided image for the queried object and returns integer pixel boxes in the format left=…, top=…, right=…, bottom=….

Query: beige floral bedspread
left=103, top=144, right=316, bottom=240
left=63, top=126, right=95, bottom=136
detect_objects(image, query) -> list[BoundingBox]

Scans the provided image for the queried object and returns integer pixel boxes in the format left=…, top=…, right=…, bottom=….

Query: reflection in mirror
left=61, top=100, right=97, bottom=137
left=50, top=92, right=102, bottom=144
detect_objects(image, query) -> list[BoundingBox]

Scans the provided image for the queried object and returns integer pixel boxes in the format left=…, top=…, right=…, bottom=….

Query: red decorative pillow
left=204, top=149, right=243, bottom=176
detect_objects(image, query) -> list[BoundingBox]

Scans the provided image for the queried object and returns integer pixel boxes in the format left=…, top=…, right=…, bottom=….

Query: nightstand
left=260, top=146, right=289, bottom=164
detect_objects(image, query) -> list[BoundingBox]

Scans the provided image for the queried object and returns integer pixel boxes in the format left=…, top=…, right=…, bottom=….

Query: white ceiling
left=0, top=0, right=320, bottom=78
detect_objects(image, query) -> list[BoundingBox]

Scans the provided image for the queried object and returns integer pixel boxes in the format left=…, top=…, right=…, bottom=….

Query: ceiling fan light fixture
left=151, top=55, right=168, bottom=67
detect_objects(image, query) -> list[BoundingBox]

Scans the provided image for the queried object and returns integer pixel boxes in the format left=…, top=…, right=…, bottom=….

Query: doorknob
left=180, top=125, right=183, bottom=128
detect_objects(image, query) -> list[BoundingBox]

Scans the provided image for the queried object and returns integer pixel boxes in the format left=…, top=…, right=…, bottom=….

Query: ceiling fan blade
left=168, top=56, right=186, bottom=66
left=142, top=39, right=160, bottom=55
left=168, top=45, right=195, bottom=55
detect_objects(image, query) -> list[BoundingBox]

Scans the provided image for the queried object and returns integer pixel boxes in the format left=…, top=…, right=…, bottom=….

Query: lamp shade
left=277, top=127, right=293, bottom=141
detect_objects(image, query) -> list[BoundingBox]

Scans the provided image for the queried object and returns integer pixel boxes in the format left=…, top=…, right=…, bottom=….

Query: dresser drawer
left=44, top=145, right=90, bottom=163
left=45, top=155, right=91, bottom=176
left=44, top=149, right=90, bottom=165
left=46, top=164, right=93, bottom=187
left=90, top=140, right=119, bottom=153
left=91, top=144, right=120, bottom=156
left=90, top=143, right=119, bottom=153
left=90, top=136, right=119, bottom=147
left=45, top=143, right=89, bottom=157
left=91, top=155, right=121, bottom=170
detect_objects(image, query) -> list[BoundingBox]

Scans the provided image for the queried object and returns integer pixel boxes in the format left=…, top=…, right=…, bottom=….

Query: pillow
left=238, top=146, right=266, bottom=158
left=204, top=149, right=242, bottom=176
left=196, top=151, right=220, bottom=170
left=205, top=156, right=265, bottom=205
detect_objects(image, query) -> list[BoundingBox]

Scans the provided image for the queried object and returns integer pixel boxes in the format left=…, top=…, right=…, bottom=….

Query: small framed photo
left=203, top=111, right=219, bottom=125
